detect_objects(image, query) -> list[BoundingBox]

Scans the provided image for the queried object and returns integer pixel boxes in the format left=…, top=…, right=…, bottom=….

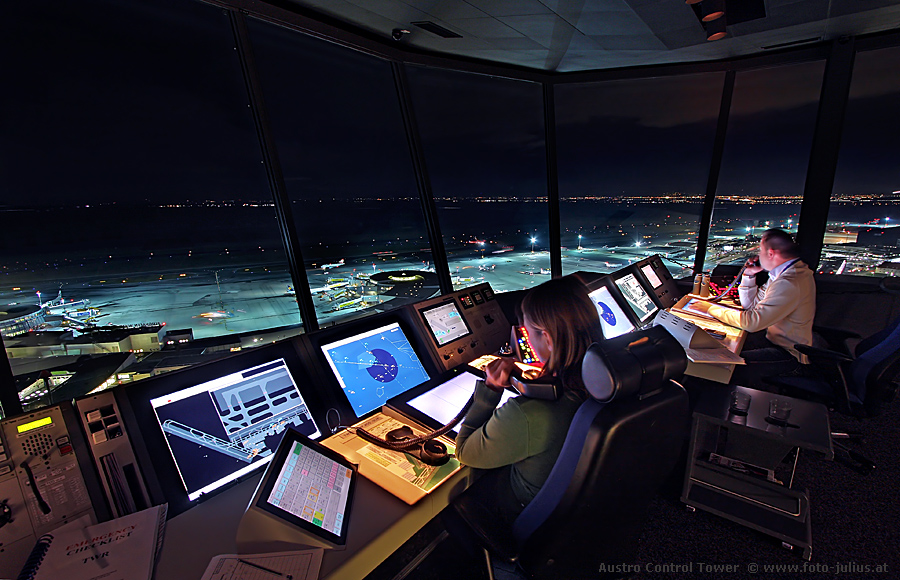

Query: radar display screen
left=614, top=273, right=659, bottom=322
left=149, top=358, right=321, bottom=502
left=420, top=301, right=472, bottom=347
left=320, top=322, right=430, bottom=417
left=588, top=286, right=635, bottom=338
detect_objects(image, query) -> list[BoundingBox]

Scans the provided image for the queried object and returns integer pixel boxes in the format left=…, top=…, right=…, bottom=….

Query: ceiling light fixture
left=706, top=16, right=728, bottom=41
left=702, top=0, right=725, bottom=22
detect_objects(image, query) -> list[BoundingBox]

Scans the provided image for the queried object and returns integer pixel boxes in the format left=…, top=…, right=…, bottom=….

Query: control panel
left=410, top=282, right=511, bottom=372
left=636, top=255, right=680, bottom=308
left=0, top=403, right=108, bottom=578
left=76, top=392, right=153, bottom=518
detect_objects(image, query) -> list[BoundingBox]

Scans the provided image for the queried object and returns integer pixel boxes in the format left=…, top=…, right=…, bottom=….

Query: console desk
left=156, top=433, right=473, bottom=580
left=669, top=294, right=747, bottom=384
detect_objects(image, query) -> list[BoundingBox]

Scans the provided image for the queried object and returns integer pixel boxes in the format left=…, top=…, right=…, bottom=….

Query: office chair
left=445, top=327, right=689, bottom=580
left=770, top=316, right=900, bottom=419
left=764, top=316, right=900, bottom=475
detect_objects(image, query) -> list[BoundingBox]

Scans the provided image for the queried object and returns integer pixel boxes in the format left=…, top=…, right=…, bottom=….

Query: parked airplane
left=321, top=259, right=345, bottom=270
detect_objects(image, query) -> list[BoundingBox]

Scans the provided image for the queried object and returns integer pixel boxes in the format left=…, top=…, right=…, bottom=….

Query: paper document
left=685, top=347, right=745, bottom=365
left=200, top=549, right=324, bottom=580
left=323, top=413, right=462, bottom=504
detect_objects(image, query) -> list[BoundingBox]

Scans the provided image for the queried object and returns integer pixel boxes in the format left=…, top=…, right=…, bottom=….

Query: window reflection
left=825, top=45, right=900, bottom=277
left=247, top=20, right=436, bottom=324
left=556, top=74, right=723, bottom=279
left=0, top=0, right=296, bottom=408
left=711, top=61, right=824, bottom=273
left=406, top=66, right=550, bottom=292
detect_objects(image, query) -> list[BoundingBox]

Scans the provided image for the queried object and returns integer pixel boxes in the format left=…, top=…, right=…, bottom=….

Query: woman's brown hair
left=520, top=275, right=602, bottom=391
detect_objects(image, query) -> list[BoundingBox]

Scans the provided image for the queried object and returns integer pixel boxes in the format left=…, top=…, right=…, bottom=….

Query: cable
left=352, top=394, right=475, bottom=451
left=19, top=461, right=51, bottom=515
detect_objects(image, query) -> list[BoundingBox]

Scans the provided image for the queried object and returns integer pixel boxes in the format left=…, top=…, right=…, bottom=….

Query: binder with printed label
left=16, top=504, right=167, bottom=580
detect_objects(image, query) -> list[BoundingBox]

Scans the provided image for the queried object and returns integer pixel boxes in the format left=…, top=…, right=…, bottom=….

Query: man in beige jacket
left=695, top=229, right=816, bottom=388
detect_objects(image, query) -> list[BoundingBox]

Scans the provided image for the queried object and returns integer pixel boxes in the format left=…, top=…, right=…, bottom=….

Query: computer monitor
left=386, top=367, right=515, bottom=438
left=613, top=272, right=659, bottom=323
left=587, top=285, right=636, bottom=338
left=640, top=263, right=664, bottom=289
left=244, top=427, right=357, bottom=549
left=149, top=357, right=321, bottom=502
left=320, top=321, right=430, bottom=417
left=120, top=340, right=328, bottom=516
left=419, top=300, right=472, bottom=347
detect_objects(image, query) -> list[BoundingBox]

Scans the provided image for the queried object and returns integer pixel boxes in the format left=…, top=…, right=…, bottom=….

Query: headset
left=349, top=367, right=560, bottom=465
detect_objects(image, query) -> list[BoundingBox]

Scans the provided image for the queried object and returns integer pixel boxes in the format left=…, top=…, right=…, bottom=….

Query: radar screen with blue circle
left=588, top=286, right=635, bottom=338
left=321, top=322, right=431, bottom=416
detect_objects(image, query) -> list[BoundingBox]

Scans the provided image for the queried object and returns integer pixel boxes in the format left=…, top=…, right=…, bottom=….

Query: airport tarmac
left=2, top=247, right=690, bottom=341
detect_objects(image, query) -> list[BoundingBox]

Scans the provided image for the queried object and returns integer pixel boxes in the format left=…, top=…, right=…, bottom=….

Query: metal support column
left=392, top=62, right=453, bottom=295
left=544, top=82, right=562, bottom=278
left=230, top=10, right=319, bottom=332
left=693, top=71, right=736, bottom=275
left=797, top=37, right=856, bottom=270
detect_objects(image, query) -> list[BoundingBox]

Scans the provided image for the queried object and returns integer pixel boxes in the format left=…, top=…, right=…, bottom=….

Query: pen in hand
left=237, top=558, right=294, bottom=580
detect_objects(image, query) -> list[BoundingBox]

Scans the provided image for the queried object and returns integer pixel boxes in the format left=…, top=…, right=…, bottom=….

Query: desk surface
left=157, top=443, right=473, bottom=580
left=669, top=295, right=747, bottom=383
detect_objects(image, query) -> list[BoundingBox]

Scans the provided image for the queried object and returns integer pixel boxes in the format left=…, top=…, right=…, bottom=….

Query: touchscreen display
left=150, top=359, right=321, bottom=501
left=408, top=371, right=515, bottom=427
left=320, top=322, right=430, bottom=416
left=640, top=264, right=663, bottom=289
left=614, top=273, right=659, bottom=322
left=421, top=301, right=471, bottom=346
left=266, top=439, right=353, bottom=537
left=588, top=286, right=635, bottom=338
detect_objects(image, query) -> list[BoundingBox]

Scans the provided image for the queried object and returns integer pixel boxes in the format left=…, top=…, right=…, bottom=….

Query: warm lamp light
left=706, top=16, right=727, bottom=41
left=702, top=0, right=725, bottom=22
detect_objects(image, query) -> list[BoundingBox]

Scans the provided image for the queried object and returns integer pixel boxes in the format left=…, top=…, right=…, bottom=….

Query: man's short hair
left=761, top=228, right=799, bottom=258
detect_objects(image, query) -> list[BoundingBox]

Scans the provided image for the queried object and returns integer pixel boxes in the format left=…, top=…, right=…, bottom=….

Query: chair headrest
left=581, top=326, right=688, bottom=402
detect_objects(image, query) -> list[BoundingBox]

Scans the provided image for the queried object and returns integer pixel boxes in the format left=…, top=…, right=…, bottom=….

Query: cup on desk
left=729, top=390, right=751, bottom=415
left=768, top=398, right=792, bottom=424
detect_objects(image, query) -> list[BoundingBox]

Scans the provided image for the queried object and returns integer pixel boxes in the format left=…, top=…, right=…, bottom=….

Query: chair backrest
left=850, top=316, right=900, bottom=412
left=511, top=327, right=689, bottom=579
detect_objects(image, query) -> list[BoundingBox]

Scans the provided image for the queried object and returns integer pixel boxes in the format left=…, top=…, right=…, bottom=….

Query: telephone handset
left=352, top=363, right=559, bottom=465
left=707, top=255, right=761, bottom=303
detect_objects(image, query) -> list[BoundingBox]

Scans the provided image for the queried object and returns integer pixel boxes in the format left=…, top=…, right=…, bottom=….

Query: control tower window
left=556, top=74, right=722, bottom=280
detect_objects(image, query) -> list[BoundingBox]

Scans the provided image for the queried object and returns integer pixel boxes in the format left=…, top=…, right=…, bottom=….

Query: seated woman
left=454, top=275, right=603, bottom=521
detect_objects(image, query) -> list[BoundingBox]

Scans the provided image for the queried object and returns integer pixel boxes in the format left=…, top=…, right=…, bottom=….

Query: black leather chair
left=445, top=327, right=689, bottom=579
left=770, top=316, right=900, bottom=418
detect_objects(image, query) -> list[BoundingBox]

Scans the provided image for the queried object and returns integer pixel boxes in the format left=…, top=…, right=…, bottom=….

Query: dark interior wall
left=814, top=275, right=900, bottom=339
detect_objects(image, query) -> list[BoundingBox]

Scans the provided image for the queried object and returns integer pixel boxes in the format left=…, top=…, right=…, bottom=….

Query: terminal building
left=2, top=1, right=900, bottom=579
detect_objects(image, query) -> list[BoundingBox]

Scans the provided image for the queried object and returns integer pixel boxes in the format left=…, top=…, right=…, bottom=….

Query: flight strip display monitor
left=640, top=263, right=663, bottom=289
left=588, top=285, right=635, bottom=339
left=419, top=300, right=472, bottom=347
left=252, top=428, right=357, bottom=547
left=320, top=321, right=430, bottom=417
left=613, top=272, right=659, bottom=324
left=149, top=358, right=321, bottom=502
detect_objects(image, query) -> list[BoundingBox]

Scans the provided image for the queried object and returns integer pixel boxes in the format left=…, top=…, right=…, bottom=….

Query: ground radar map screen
left=150, top=359, right=320, bottom=501
left=321, top=322, right=430, bottom=416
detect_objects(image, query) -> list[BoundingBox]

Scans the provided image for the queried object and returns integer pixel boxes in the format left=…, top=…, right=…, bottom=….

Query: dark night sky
left=2, top=0, right=899, bottom=208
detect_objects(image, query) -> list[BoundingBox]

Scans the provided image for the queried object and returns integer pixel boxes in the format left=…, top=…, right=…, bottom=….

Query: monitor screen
left=149, top=358, right=321, bottom=502
left=640, top=264, right=663, bottom=289
left=614, top=273, right=659, bottom=323
left=254, top=428, right=356, bottom=546
left=420, top=300, right=472, bottom=346
left=397, top=370, right=515, bottom=436
left=320, top=322, right=430, bottom=417
left=588, top=286, right=635, bottom=338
